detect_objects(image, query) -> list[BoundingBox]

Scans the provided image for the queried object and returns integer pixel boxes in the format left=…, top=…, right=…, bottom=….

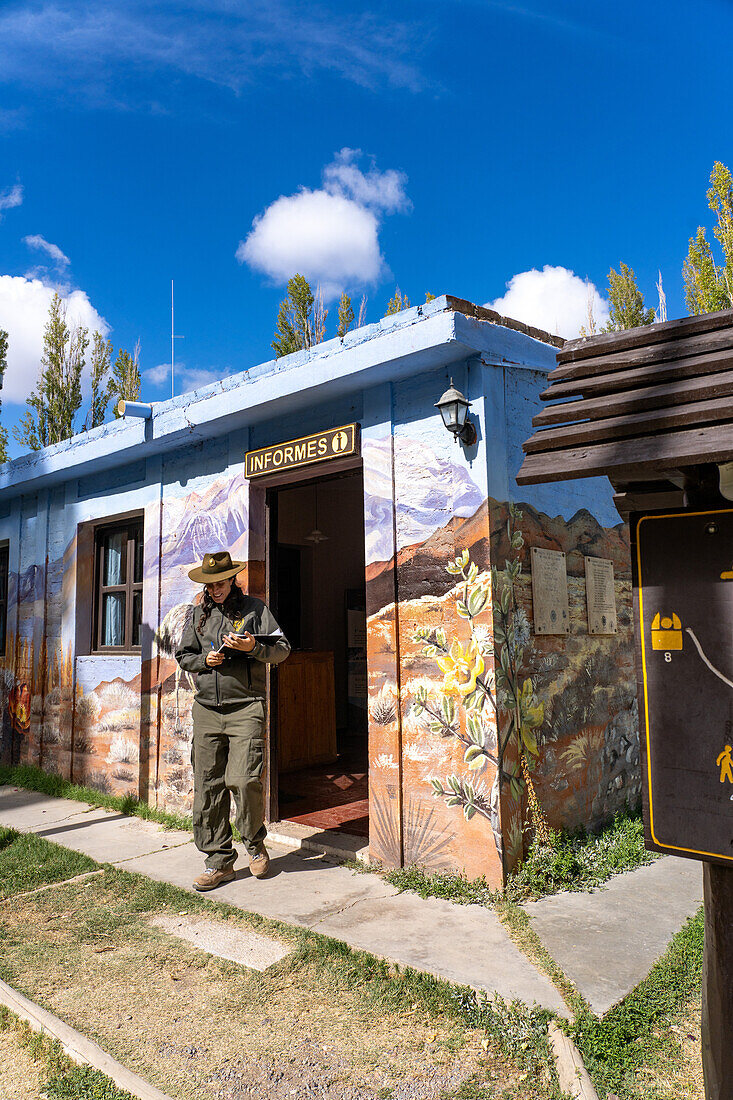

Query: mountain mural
left=363, top=437, right=484, bottom=564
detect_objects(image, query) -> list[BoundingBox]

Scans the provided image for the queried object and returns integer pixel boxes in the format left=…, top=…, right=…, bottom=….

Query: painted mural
left=0, top=365, right=637, bottom=889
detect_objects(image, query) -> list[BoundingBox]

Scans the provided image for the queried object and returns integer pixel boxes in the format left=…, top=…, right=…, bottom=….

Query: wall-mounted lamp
left=435, top=379, right=477, bottom=446
left=719, top=461, right=733, bottom=501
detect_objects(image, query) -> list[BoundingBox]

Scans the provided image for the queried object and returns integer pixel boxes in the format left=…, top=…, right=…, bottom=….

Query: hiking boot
left=249, top=846, right=270, bottom=878
left=192, top=865, right=235, bottom=891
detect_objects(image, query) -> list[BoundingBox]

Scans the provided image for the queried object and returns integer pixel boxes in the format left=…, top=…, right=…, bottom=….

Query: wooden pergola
left=516, top=307, right=733, bottom=515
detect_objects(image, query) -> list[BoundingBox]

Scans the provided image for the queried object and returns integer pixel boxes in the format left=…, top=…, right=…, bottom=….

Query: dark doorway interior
left=272, top=469, right=368, bottom=837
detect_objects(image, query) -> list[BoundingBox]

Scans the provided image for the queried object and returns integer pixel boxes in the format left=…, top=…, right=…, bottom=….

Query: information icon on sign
left=651, top=612, right=683, bottom=651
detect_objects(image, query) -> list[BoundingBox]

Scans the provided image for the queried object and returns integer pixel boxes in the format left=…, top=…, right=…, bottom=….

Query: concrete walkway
left=523, top=856, right=703, bottom=1015
left=0, top=786, right=568, bottom=1015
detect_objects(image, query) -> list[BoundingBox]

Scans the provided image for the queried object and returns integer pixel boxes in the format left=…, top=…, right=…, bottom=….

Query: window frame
left=92, top=517, right=144, bottom=654
left=0, top=542, right=8, bottom=657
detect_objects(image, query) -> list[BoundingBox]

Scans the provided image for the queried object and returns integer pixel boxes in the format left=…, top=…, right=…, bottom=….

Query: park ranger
left=175, top=551, right=290, bottom=889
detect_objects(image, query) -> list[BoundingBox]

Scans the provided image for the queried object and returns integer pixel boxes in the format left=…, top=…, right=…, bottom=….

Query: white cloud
left=238, top=149, right=409, bottom=299
left=23, top=234, right=70, bottom=269
left=489, top=265, right=609, bottom=340
left=323, top=147, right=410, bottom=214
left=0, top=2, right=424, bottom=110
left=0, top=276, right=109, bottom=403
left=144, top=361, right=225, bottom=396
left=0, top=183, right=22, bottom=219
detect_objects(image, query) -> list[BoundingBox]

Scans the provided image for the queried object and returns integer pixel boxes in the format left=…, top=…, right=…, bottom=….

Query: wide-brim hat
left=188, top=551, right=245, bottom=585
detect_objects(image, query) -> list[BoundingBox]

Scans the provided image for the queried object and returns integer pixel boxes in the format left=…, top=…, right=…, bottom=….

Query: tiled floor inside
left=278, top=740, right=368, bottom=836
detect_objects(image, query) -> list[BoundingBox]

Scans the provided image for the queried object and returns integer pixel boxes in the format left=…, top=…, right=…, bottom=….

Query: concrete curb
left=548, top=1022, right=599, bottom=1100
left=0, top=978, right=175, bottom=1100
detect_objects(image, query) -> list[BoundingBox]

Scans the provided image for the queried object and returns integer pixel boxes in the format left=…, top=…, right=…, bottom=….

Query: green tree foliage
left=110, top=340, right=141, bottom=418
left=85, top=332, right=113, bottom=430
left=14, top=293, right=88, bottom=450
left=337, top=292, right=354, bottom=338
left=0, top=328, right=8, bottom=463
left=272, top=274, right=316, bottom=357
left=384, top=287, right=411, bottom=317
left=683, top=161, right=733, bottom=314
left=425, top=292, right=436, bottom=303
left=602, top=263, right=655, bottom=332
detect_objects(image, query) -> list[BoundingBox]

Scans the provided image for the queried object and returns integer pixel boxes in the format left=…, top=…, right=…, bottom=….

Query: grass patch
left=1, top=764, right=195, bottom=832
left=571, top=907, right=704, bottom=1099
left=0, top=834, right=567, bottom=1099
left=0, top=1006, right=135, bottom=1100
left=505, top=810, right=658, bottom=903
left=375, top=808, right=656, bottom=910
left=0, top=826, right=98, bottom=900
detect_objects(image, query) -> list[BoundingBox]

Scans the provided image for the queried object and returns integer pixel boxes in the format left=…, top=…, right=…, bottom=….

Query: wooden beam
left=540, top=347, right=733, bottom=402
left=548, top=326, right=733, bottom=383
left=516, top=421, right=733, bottom=484
left=533, top=368, right=733, bottom=428
left=524, top=394, right=733, bottom=453
left=557, top=307, right=733, bottom=366
left=612, top=488, right=685, bottom=518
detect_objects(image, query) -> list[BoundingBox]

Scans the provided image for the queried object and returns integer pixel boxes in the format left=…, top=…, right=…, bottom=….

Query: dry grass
left=635, top=996, right=704, bottom=1100
left=0, top=870, right=556, bottom=1100
left=0, top=1026, right=47, bottom=1099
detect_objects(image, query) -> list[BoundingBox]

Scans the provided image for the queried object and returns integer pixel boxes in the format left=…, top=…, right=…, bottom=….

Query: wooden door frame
left=262, top=459, right=365, bottom=827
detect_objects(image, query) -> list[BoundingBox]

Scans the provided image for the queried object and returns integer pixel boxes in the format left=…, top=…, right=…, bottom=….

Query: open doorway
left=269, top=468, right=368, bottom=837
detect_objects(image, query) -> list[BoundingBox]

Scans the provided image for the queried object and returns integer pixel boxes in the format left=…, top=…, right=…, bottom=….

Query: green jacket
left=175, top=597, right=290, bottom=706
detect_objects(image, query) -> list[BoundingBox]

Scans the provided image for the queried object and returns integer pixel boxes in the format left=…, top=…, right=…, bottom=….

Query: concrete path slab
left=0, top=786, right=568, bottom=1015
left=149, top=914, right=291, bottom=971
left=523, top=856, right=703, bottom=1016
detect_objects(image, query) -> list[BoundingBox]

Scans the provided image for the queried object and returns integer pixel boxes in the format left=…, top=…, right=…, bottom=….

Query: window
left=93, top=519, right=143, bottom=652
left=0, top=544, right=8, bottom=655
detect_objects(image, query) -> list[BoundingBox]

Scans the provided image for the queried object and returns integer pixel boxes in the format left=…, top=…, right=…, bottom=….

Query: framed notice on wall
left=585, top=556, right=617, bottom=635
left=530, top=547, right=570, bottom=635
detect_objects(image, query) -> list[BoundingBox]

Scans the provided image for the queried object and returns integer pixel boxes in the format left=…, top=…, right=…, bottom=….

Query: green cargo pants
left=191, top=698, right=267, bottom=869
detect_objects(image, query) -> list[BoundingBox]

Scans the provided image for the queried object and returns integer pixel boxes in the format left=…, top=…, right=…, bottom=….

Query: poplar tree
left=110, top=339, right=142, bottom=417
left=602, top=263, right=655, bottom=332
left=337, top=292, right=354, bottom=338
left=85, top=332, right=113, bottom=429
left=14, top=293, right=88, bottom=450
left=0, top=329, right=8, bottom=463
left=683, top=161, right=733, bottom=314
left=272, top=275, right=316, bottom=357
left=384, top=287, right=411, bottom=316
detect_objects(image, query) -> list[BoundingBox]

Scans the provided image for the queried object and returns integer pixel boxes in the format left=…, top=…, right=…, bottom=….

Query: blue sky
left=1, top=0, right=732, bottom=455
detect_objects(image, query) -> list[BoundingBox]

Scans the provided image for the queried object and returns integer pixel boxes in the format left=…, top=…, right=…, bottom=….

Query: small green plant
left=505, top=809, right=657, bottom=903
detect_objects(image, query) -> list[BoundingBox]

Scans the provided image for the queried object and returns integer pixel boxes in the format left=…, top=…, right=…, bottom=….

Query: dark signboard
left=244, top=424, right=359, bottom=480
left=636, top=508, right=733, bottom=865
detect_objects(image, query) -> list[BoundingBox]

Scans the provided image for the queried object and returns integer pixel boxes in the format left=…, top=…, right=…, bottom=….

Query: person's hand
left=223, top=631, right=256, bottom=653
left=205, top=650, right=225, bottom=667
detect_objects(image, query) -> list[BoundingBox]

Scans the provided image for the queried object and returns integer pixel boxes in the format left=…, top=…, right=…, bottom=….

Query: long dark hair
left=198, top=582, right=247, bottom=629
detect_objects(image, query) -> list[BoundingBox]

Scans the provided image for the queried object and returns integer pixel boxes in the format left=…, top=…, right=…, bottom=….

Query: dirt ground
left=0, top=1027, right=47, bottom=1100
left=0, top=871, right=553, bottom=1100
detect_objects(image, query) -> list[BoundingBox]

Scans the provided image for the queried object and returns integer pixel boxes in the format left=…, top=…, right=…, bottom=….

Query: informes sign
left=245, top=424, right=359, bottom=479
left=530, top=547, right=570, bottom=635
left=585, top=556, right=618, bottom=635
left=636, top=508, right=733, bottom=865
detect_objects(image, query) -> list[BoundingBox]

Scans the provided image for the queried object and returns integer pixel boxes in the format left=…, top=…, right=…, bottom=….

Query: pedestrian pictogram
left=717, top=745, right=733, bottom=784
left=651, top=612, right=683, bottom=650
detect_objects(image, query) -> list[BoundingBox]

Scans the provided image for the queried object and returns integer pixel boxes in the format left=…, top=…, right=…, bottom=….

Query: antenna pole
left=171, top=279, right=184, bottom=399
left=171, top=280, right=175, bottom=399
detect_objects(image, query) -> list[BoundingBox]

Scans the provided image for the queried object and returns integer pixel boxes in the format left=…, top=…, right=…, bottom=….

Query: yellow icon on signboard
left=717, top=745, right=733, bottom=784
left=721, top=567, right=733, bottom=580
left=651, top=612, right=683, bottom=650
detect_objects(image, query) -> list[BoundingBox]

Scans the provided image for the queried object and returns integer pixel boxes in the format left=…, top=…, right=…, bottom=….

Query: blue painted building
left=0, top=296, right=637, bottom=884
